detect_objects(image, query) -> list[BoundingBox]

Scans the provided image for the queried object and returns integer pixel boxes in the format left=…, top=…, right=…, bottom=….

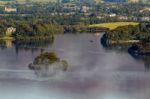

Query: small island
left=29, top=52, right=68, bottom=77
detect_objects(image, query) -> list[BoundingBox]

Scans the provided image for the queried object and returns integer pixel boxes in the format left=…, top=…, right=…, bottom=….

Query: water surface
left=0, top=34, right=150, bottom=99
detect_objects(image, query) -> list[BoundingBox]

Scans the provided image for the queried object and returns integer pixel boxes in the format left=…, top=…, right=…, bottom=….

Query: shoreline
left=108, top=40, right=140, bottom=44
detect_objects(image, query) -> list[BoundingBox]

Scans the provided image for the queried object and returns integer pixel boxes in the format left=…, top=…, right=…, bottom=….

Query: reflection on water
left=0, top=38, right=54, bottom=55
left=0, top=40, right=13, bottom=49
left=127, top=43, right=150, bottom=71
left=130, top=54, right=150, bottom=71
left=102, top=42, right=132, bottom=52
left=144, top=57, right=150, bottom=70
left=14, top=38, right=54, bottom=50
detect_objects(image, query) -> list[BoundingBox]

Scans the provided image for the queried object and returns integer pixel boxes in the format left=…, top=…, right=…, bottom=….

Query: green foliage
left=107, top=22, right=150, bottom=41
left=34, top=52, right=60, bottom=64
left=14, top=21, right=63, bottom=40
left=29, top=52, right=69, bottom=75
left=0, top=21, right=7, bottom=36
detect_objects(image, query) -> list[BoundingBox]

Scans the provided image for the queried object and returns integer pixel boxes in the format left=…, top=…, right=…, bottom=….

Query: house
left=63, top=3, right=79, bottom=11
left=6, top=27, right=16, bottom=36
left=118, top=16, right=129, bottom=20
left=109, top=13, right=116, bottom=17
left=80, top=6, right=90, bottom=13
left=5, top=7, right=17, bottom=13
left=140, top=8, right=150, bottom=13
left=97, top=16, right=105, bottom=19
left=140, top=17, right=150, bottom=21
left=128, top=0, right=148, bottom=3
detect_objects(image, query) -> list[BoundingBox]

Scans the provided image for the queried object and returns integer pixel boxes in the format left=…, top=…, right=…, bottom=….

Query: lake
left=0, top=33, right=150, bottom=99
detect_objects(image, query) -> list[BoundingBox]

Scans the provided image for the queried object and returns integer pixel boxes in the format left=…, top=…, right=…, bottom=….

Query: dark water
left=0, top=34, right=150, bottom=99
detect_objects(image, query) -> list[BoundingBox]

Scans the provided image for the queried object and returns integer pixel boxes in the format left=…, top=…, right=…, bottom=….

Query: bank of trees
left=15, top=21, right=64, bottom=40
left=0, top=20, right=8, bottom=36
left=107, top=22, right=150, bottom=41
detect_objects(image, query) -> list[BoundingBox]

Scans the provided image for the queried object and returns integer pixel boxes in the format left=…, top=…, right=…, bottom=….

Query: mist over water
left=0, top=34, right=150, bottom=99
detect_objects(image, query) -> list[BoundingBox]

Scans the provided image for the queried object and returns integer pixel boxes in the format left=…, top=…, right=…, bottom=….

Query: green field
left=89, top=22, right=139, bottom=30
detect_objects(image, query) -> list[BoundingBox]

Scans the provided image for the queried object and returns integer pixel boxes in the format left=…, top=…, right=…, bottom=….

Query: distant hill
left=0, top=0, right=58, bottom=2
left=0, top=0, right=148, bottom=3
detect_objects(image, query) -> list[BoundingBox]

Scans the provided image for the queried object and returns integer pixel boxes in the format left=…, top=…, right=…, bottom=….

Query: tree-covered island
left=29, top=52, right=68, bottom=77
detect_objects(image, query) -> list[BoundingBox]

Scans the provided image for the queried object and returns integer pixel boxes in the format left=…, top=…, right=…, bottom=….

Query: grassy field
left=0, top=36, right=13, bottom=40
left=89, top=22, right=139, bottom=30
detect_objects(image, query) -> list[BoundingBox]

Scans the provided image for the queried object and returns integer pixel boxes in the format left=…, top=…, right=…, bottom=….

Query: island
left=29, top=52, right=68, bottom=77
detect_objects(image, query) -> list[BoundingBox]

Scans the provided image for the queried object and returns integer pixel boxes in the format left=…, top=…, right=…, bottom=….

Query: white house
left=5, top=7, right=17, bottom=13
left=6, top=27, right=16, bottom=36
left=109, top=13, right=116, bottom=17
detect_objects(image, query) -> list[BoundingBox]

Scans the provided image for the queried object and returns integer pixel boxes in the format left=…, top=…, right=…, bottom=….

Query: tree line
left=106, top=22, right=150, bottom=42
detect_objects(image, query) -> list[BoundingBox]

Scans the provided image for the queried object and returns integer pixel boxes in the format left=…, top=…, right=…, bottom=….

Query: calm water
left=0, top=34, right=150, bottom=99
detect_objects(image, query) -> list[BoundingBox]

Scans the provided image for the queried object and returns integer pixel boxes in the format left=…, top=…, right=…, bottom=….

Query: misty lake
left=0, top=33, right=150, bottom=99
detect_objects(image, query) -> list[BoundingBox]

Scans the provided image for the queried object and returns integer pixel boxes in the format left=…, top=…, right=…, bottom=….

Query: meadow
left=89, top=22, right=139, bottom=30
